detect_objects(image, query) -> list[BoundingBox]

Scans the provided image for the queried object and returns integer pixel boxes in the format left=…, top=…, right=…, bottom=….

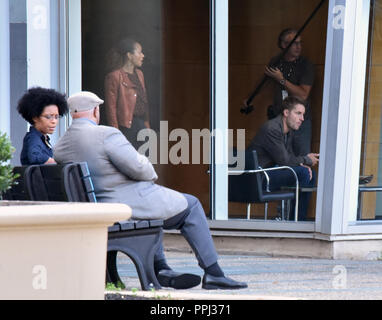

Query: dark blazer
left=248, top=115, right=312, bottom=168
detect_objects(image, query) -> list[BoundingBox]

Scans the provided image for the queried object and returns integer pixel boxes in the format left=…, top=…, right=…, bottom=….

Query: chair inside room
left=228, top=149, right=297, bottom=220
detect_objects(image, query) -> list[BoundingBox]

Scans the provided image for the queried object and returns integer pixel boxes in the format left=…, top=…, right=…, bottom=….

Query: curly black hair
left=17, top=87, right=68, bottom=125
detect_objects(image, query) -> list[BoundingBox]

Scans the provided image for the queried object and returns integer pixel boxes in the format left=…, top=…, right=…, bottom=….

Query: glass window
left=81, top=0, right=211, bottom=215
left=359, top=0, right=382, bottom=221
left=228, top=0, right=328, bottom=221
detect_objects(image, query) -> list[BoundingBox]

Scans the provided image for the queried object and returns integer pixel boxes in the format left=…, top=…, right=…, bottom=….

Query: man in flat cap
left=54, top=91, right=247, bottom=290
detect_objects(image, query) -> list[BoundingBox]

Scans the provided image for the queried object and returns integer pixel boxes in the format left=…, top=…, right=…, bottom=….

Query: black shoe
left=156, top=269, right=201, bottom=289
left=202, top=274, right=248, bottom=290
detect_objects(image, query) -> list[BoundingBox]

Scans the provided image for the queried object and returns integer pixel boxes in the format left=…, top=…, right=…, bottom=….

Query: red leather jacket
left=104, top=68, right=147, bottom=128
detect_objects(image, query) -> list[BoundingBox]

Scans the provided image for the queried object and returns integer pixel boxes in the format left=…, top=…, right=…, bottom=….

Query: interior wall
left=161, top=0, right=211, bottom=214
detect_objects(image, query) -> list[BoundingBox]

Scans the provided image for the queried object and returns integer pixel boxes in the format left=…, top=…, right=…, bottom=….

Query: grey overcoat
left=53, top=118, right=188, bottom=220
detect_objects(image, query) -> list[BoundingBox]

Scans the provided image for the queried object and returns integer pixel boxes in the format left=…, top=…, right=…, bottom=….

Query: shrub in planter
left=0, top=132, right=18, bottom=198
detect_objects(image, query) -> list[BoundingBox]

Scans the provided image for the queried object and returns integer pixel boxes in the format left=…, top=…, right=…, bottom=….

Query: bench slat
left=108, top=224, right=121, bottom=233
left=134, top=220, right=150, bottom=229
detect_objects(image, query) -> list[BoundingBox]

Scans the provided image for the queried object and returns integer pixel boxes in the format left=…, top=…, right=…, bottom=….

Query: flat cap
left=68, top=91, right=104, bottom=113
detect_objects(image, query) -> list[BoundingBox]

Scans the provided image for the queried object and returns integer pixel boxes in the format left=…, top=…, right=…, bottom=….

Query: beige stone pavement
left=105, top=250, right=382, bottom=300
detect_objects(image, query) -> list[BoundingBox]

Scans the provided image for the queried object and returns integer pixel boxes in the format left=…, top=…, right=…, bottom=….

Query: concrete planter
left=0, top=201, right=131, bottom=300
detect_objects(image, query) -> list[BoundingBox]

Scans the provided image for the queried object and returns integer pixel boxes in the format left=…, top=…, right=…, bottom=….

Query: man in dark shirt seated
left=248, top=96, right=319, bottom=220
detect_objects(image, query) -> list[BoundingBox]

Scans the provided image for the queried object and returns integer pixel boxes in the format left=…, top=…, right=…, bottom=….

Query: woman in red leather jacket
left=104, top=38, right=150, bottom=150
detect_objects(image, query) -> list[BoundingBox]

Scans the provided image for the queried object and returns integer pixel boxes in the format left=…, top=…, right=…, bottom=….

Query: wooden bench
left=3, top=162, right=163, bottom=290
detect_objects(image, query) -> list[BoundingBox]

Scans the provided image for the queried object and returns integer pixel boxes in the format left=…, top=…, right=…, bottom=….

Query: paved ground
left=106, top=250, right=382, bottom=300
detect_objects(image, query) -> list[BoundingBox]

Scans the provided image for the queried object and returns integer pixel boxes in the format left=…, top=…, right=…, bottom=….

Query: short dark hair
left=17, top=87, right=68, bottom=125
left=278, top=28, right=298, bottom=49
left=282, top=96, right=305, bottom=112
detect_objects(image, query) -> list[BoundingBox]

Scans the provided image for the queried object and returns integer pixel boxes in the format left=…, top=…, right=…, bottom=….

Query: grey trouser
left=155, top=193, right=218, bottom=269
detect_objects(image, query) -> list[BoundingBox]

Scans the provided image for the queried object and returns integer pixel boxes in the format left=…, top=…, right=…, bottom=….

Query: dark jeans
left=266, top=166, right=316, bottom=221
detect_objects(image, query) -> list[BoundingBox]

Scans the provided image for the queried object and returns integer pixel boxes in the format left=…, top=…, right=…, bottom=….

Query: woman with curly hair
left=17, top=87, right=68, bottom=165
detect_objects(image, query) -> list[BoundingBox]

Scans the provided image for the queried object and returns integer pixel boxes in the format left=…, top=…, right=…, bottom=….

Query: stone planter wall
left=0, top=201, right=131, bottom=300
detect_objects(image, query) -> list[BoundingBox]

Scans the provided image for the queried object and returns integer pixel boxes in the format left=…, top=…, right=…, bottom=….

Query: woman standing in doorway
left=104, top=38, right=150, bottom=150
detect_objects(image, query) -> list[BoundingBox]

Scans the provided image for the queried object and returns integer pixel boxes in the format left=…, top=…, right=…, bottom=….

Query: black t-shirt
left=268, top=56, right=315, bottom=119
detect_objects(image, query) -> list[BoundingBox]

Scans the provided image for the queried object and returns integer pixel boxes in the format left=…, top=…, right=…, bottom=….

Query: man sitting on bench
left=247, top=96, right=319, bottom=220
left=54, top=91, right=247, bottom=290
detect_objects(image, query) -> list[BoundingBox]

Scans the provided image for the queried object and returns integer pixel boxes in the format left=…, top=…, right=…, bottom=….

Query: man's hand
left=300, top=164, right=313, bottom=181
left=307, top=153, right=319, bottom=166
left=265, top=66, right=284, bottom=82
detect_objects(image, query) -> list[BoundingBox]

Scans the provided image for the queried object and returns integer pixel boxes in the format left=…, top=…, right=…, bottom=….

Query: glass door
left=227, top=0, right=328, bottom=222
left=81, top=0, right=211, bottom=215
